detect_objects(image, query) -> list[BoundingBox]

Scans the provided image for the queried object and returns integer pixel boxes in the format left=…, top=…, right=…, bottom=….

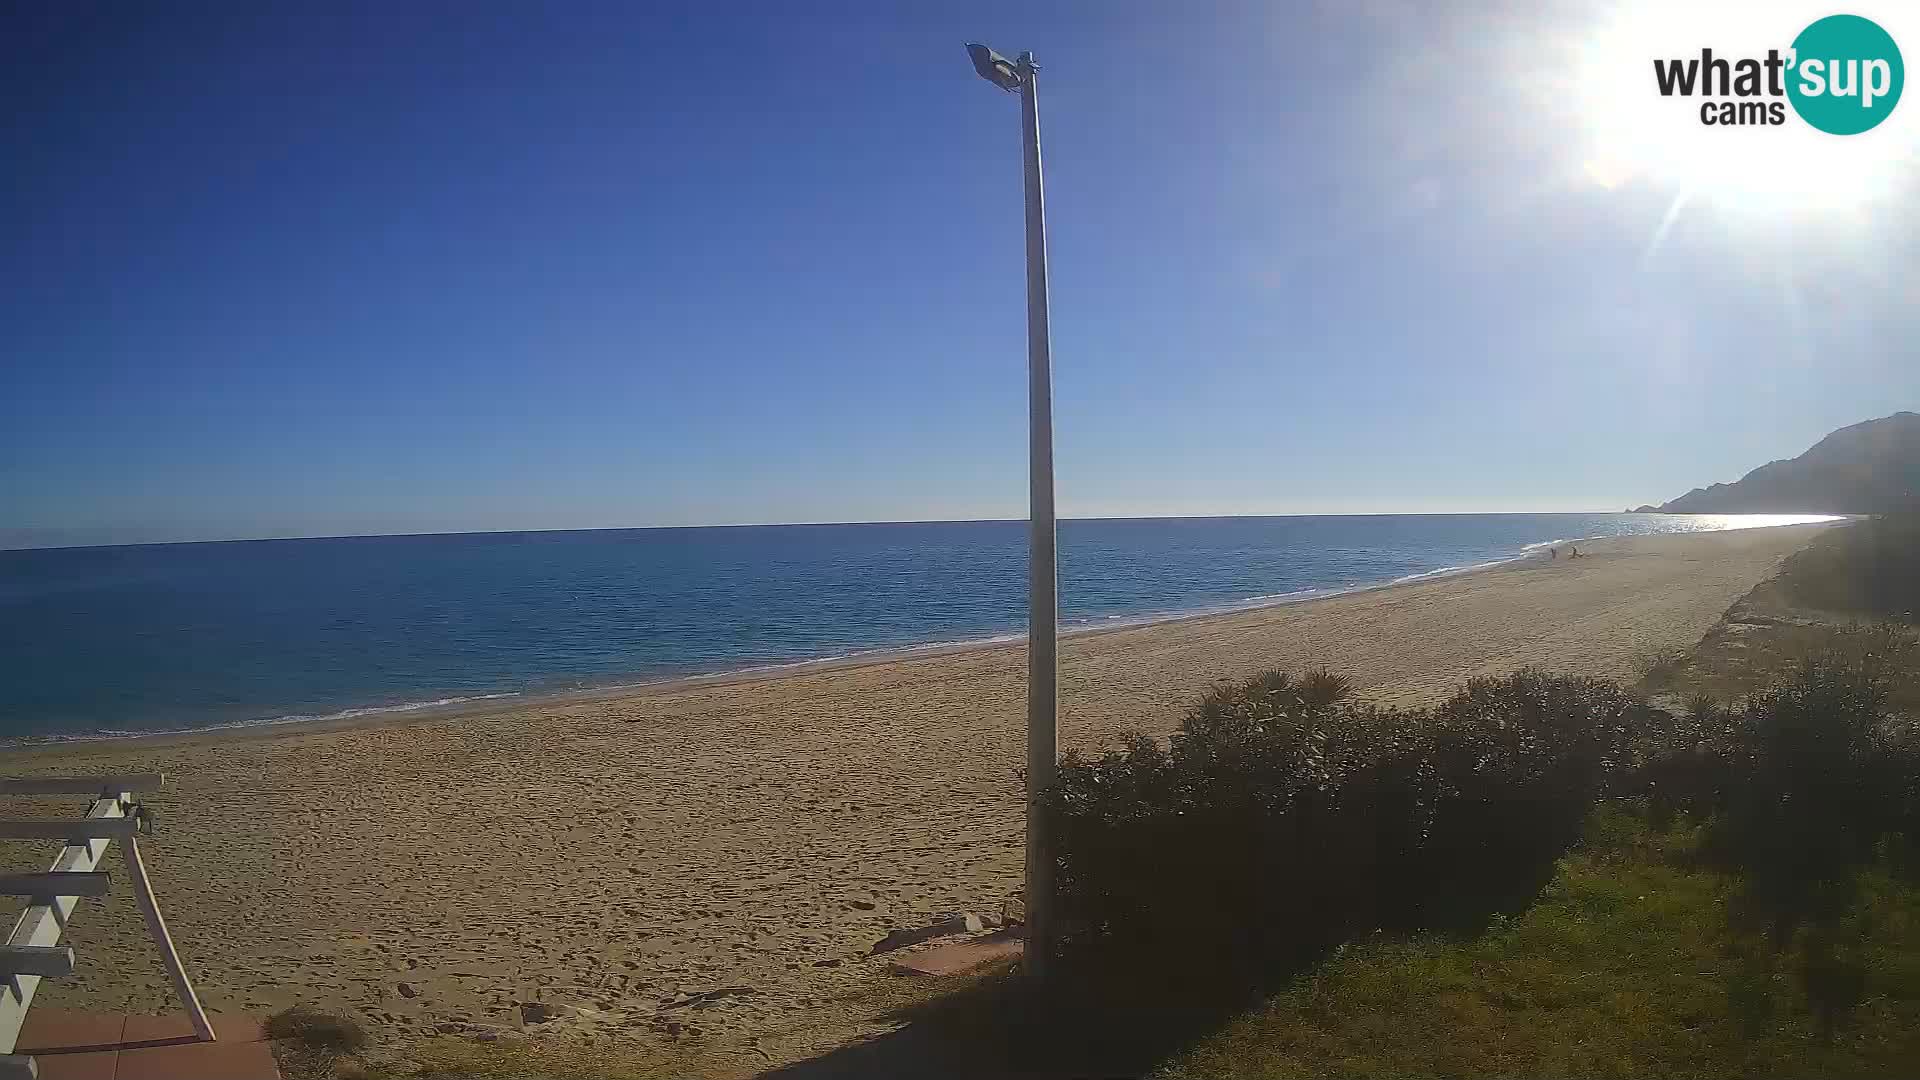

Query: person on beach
left=1549, top=546, right=1559, bottom=560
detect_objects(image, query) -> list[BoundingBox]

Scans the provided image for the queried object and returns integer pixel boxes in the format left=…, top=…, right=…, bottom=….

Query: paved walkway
left=15, top=1009, right=278, bottom=1080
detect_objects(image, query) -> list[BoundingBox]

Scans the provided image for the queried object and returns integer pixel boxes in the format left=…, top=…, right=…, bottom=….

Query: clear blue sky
left=4, top=1, right=1916, bottom=548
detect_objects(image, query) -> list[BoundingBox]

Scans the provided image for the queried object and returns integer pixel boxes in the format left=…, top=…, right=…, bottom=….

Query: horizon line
left=3, top=508, right=1697, bottom=553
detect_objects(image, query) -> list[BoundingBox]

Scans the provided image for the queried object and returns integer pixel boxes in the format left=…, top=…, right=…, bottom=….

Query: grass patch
left=1774, top=514, right=1920, bottom=622
left=1665, top=516, right=1920, bottom=709
left=268, top=1016, right=742, bottom=1080
left=1155, top=809, right=1920, bottom=1079
left=278, top=1037, right=741, bottom=1076
left=356, top=1038, right=734, bottom=1080
left=1648, top=615, right=1920, bottom=715
left=268, top=1006, right=369, bottom=1080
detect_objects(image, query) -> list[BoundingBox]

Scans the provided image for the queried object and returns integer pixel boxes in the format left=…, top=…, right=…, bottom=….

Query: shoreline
left=1, top=536, right=1572, bottom=755
left=2, top=521, right=1838, bottom=754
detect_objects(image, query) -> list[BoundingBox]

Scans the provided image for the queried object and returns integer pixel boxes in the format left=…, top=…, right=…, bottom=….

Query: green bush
left=1046, top=649, right=1920, bottom=1032
left=1638, top=645, right=1920, bottom=1032
left=1044, top=668, right=1652, bottom=986
left=1646, top=651, right=1919, bottom=929
left=1409, top=671, right=1656, bottom=925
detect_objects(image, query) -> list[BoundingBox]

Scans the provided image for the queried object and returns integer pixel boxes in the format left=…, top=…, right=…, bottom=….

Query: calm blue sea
left=0, top=514, right=1824, bottom=741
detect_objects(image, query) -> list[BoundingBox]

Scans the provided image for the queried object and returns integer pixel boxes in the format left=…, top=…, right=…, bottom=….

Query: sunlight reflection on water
left=1668, top=514, right=1847, bottom=532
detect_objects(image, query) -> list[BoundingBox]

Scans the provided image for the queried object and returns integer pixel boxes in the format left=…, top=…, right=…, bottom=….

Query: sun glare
left=1571, top=0, right=1915, bottom=215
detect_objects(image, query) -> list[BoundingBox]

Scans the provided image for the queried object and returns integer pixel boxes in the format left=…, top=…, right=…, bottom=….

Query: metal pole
left=1016, top=51, right=1057, bottom=980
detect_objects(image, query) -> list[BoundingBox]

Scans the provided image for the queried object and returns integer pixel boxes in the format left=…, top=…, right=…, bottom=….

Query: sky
left=4, top=0, right=1917, bottom=549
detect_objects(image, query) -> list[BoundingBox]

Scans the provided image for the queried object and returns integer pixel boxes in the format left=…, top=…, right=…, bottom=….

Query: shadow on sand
left=751, top=961, right=1266, bottom=1080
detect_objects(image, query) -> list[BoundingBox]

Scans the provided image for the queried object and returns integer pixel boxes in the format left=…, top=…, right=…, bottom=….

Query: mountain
left=1653, top=412, right=1920, bottom=514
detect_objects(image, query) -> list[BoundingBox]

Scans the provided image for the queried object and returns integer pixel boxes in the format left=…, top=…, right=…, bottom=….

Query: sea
left=0, top=514, right=1833, bottom=743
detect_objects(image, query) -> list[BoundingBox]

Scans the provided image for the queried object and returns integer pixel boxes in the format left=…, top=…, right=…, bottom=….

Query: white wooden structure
left=0, top=774, right=213, bottom=1079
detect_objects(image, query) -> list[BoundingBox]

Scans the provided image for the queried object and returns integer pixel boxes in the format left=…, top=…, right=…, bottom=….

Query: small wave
left=1389, top=555, right=1525, bottom=585
left=1242, top=587, right=1329, bottom=603
left=1519, top=535, right=1599, bottom=553
left=581, top=631, right=1035, bottom=692
left=249, top=693, right=523, bottom=727
left=1, top=692, right=523, bottom=747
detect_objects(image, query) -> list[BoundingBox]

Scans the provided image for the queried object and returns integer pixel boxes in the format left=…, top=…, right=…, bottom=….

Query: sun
left=1569, top=0, right=1914, bottom=215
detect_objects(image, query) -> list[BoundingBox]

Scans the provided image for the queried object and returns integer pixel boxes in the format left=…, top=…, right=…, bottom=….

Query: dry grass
left=1641, top=520, right=1920, bottom=711
left=273, top=1032, right=749, bottom=1080
left=1630, top=646, right=1690, bottom=688
left=1655, top=620, right=1920, bottom=709
left=267, top=1005, right=371, bottom=1080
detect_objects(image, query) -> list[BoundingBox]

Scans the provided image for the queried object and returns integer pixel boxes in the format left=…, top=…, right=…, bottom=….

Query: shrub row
left=1047, top=639, right=1919, bottom=1030
left=1043, top=668, right=1658, bottom=986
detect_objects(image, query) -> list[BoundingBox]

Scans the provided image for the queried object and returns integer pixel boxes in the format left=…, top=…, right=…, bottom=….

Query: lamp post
left=966, top=42, right=1057, bottom=980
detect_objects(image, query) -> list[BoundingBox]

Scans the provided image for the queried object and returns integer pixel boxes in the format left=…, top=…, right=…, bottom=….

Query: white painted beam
left=0, top=796, right=124, bottom=1056
left=125, top=836, right=214, bottom=1042
left=0, top=949, right=72, bottom=979
left=0, top=875, right=108, bottom=900
left=0, top=819, right=142, bottom=843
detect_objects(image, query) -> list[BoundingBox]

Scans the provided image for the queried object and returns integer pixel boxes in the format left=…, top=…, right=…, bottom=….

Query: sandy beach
left=0, top=524, right=1828, bottom=1056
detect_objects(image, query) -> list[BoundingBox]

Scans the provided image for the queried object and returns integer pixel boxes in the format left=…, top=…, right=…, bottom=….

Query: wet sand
left=0, top=523, right=1827, bottom=1055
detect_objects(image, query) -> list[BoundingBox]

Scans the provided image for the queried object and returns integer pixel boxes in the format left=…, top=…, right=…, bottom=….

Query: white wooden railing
left=0, top=774, right=212, bottom=1080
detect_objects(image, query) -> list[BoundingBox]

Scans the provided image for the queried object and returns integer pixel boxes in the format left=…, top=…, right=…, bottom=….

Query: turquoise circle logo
left=1787, top=14, right=1904, bottom=134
